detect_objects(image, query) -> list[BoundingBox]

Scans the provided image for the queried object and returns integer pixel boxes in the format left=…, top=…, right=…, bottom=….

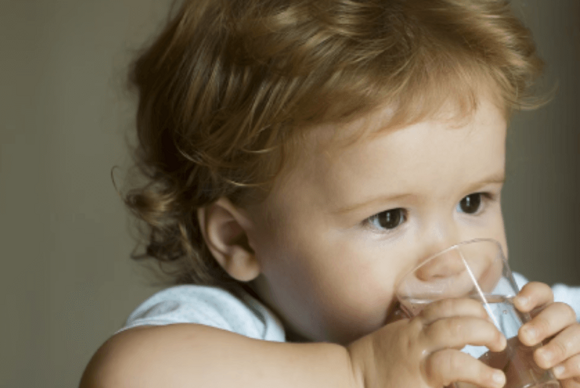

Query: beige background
left=0, top=1, right=578, bottom=387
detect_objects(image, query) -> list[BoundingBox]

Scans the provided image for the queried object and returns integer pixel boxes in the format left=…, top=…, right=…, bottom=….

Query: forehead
left=269, top=97, right=507, bottom=209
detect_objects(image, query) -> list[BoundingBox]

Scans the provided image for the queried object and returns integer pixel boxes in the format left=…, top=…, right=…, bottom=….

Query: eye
left=457, top=193, right=483, bottom=214
left=366, top=208, right=407, bottom=231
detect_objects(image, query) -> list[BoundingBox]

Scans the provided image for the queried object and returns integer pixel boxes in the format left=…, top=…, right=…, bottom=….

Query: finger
left=519, top=302, right=577, bottom=347
left=420, top=298, right=492, bottom=325
left=514, top=282, right=553, bottom=313
left=553, top=354, right=580, bottom=380
left=481, top=336, right=521, bottom=371
left=423, top=349, right=506, bottom=388
left=424, top=316, right=506, bottom=352
left=534, top=323, right=580, bottom=369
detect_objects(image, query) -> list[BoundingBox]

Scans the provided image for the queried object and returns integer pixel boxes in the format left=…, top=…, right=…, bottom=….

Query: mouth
left=384, top=300, right=408, bottom=325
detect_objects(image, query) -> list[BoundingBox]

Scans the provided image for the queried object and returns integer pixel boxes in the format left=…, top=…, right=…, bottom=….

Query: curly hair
left=121, top=0, right=545, bottom=287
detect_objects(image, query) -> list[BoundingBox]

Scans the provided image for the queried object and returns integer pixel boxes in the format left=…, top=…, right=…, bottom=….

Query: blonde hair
left=122, top=0, right=544, bottom=287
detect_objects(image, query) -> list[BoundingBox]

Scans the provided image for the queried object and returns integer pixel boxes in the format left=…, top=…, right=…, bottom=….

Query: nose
left=415, top=247, right=465, bottom=281
left=413, top=216, right=465, bottom=281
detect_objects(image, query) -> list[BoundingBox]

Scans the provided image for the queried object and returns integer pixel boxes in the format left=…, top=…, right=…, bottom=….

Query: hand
left=347, top=298, right=507, bottom=388
left=514, top=282, right=580, bottom=388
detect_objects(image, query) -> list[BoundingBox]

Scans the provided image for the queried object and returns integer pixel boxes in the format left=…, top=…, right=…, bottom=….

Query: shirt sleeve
left=513, top=272, right=580, bottom=322
left=117, top=285, right=286, bottom=342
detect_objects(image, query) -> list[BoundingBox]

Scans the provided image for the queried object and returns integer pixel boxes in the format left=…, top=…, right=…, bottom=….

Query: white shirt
left=118, top=273, right=580, bottom=342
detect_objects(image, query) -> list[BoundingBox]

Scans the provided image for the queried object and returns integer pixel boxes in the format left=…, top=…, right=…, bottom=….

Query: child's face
left=245, top=97, right=508, bottom=345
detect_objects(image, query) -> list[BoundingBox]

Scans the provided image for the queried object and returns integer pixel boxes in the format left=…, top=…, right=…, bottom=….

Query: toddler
left=81, top=0, right=580, bottom=387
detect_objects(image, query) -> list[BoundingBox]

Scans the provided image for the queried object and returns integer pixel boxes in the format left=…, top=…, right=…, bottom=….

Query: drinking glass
left=396, top=238, right=560, bottom=388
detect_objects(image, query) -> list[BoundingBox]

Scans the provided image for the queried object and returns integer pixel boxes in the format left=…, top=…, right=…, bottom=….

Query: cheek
left=281, top=240, right=400, bottom=343
left=462, top=208, right=507, bottom=257
left=318, top=279, right=397, bottom=344
left=250, top=211, right=406, bottom=343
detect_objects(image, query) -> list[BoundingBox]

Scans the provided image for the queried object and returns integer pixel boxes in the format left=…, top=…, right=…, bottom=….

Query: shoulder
left=120, top=284, right=285, bottom=342
left=551, top=282, right=580, bottom=319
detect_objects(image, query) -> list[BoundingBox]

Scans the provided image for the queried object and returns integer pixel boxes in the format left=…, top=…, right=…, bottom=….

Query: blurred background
left=0, top=0, right=578, bottom=387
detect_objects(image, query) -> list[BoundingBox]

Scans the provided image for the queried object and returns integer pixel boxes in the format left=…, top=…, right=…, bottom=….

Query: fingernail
left=525, top=326, right=537, bottom=341
left=493, top=371, right=506, bottom=387
left=517, top=295, right=530, bottom=307
left=499, top=334, right=507, bottom=350
left=538, top=348, right=553, bottom=363
left=553, top=365, right=565, bottom=378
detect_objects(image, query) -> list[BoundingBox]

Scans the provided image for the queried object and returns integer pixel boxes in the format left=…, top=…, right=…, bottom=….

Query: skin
left=246, top=97, right=509, bottom=345
left=80, top=96, right=580, bottom=388
left=236, top=96, right=580, bottom=387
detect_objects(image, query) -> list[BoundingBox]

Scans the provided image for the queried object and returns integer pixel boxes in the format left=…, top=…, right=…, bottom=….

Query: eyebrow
left=463, top=172, right=506, bottom=196
left=332, top=173, right=506, bottom=215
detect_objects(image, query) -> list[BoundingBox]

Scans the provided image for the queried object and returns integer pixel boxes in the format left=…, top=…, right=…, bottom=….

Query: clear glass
left=396, top=238, right=560, bottom=388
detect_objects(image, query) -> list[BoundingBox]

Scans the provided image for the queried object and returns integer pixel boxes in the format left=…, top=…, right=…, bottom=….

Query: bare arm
left=79, top=324, right=359, bottom=388
left=80, top=298, right=512, bottom=388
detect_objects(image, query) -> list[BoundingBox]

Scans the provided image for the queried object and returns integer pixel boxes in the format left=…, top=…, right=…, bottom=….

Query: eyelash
left=363, top=192, right=498, bottom=233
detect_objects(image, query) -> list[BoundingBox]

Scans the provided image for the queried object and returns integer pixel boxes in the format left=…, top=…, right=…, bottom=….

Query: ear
left=197, top=197, right=260, bottom=282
